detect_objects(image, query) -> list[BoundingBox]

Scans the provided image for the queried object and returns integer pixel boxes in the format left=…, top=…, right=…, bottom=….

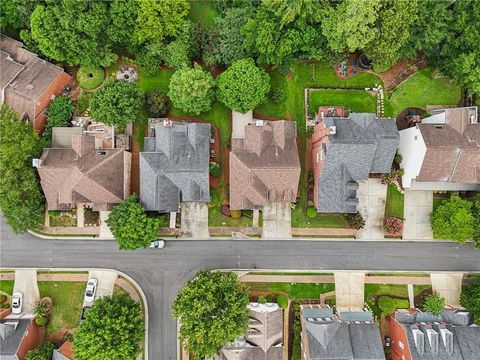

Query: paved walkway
left=12, top=270, right=39, bottom=316
left=37, top=226, right=99, bottom=236
left=77, top=204, right=85, bottom=228
left=357, top=179, right=387, bottom=239
left=99, top=211, right=113, bottom=238
left=403, top=190, right=433, bottom=239
left=292, top=228, right=356, bottom=237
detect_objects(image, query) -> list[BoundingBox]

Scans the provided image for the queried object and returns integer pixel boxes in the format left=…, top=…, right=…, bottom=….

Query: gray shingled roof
left=0, top=319, right=30, bottom=357
left=316, top=113, right=399, bottom=213
left=140, top=121, right=210, bottom=212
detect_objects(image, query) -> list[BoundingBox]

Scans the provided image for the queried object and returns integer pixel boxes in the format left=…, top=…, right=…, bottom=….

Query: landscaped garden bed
left=49, top=209, right=77, bottom=227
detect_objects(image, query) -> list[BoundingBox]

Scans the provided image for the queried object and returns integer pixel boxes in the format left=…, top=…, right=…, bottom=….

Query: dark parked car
left=80, top=306, right=92, bottom=322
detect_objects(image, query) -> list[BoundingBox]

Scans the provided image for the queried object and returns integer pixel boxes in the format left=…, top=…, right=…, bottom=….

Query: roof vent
left=163, top=120, right=173, bottom=127
left=412, top=329, right=425, bottom=354
left=255, top=120, right=264, bottom=127
left=329, top=126, right=336, bottom=135
left=32, top=158, right=42, bottom=168
left=26, top=84, right=33, bottom=90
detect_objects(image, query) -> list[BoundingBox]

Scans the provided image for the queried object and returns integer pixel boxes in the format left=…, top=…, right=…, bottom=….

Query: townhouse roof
left=0, top=319, right=30, bottom=357
left=417, top=107, right=480, bottom=184
left=315, top=113, right=399, bottom=213
left=0, top=51, right=23, bottom=90
left=230, top=120, right=300, bottom=210
left=37, top=132, right=128, bottom=211
left=140, top=121, right=210, bottom=212
left=216, top=303, right=283, bottom=360
left=301, top=306, right=385, bottom=360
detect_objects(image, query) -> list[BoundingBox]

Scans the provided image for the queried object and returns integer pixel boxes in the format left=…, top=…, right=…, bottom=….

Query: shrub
left=146, top=90, right=170, bottom=117
left=423, top=293, right=445, bottom=316
left=76, top=67, right=105, bottom=90
left=33, top=298, right=51, bottom=318
left=230, top=210, right=241, bottom=219
left=270, top=88, right=286, bottom=103
left=378, top=296, right=396, bottom=315
left=306, top=207, right=317, bottom=218
left=266, top=293, right=277, bottom=302
left=381, top=168, right=404, bottom=184
left=346, top=212, right=365, bottom=230
left=0, top=303, right=10, bottom=309
left=325, top=296, right=336, bottom=307
left=0, top=294, right=7, bottom=303
left=209, top=162, right=221, bottom=177
left=277, top=294, right=288, bottom=309
left=385, top=216, right=403, bottom=235
left=221, top=205, right=231, bottom=217
left=394, top=153, right=403, bottom=164
left=34, top=315, right=49, bottom=326
left=258, top=295, right=267, bottom=304
left=25, top=342, right=55, bottom=360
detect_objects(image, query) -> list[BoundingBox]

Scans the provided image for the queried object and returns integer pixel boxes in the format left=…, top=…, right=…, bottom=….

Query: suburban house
left=312, top=110, right=399, bottom=213
left=390, top=308, right=480, bottom=360
left=398, top=106, right=480, bottom=191
left=35, top=129, right=131, bottom=211
left=230, top=111, right=300, bottom=210
left=216, top=302, right=284, bottom=360
left=0, top=319, right=43, bottom=360
left=300, top=304, right=385, bottom=360
left=0, top=34, right=71, bottom=132
left=53, top=340, right=74, bottom=360
left=140, top=120, right=210, bottom=212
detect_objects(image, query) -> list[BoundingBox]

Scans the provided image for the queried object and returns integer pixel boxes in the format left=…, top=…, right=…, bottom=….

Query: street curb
left=27, top=229, right=470, bottom=244
left=1, top=266, right=149, bottom=360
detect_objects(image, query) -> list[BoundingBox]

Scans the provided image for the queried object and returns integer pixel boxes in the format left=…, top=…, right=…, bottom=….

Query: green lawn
left=309, top=90, right=377, bottom=116
left=188, top=0, right=219, bottom=28
left=385, top=68, right=461, bottom=117
left=76, top=67, right=105, bottom=90
left=246, top=282, right=335, bottom=300
left=385, top=184, right=404, bottom=219
left=365, top=284, right=430, bottom=298
left=38, top=281, right=86, bottom=335
left=0, top=280, right=14, bottom=295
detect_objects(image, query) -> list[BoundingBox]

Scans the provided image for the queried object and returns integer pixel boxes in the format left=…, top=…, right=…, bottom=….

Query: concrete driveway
left=334, top=272, right=365, bottom=311
left=261, top=202, right=292, bottom=239
left=431, top=273, right=463, bottom=307
left=403, top=190, right=433, bottom=239
left=84, top=270, right=118, bottom=306
left=12, top=269, right=39, bottom=316
left=180, top=202, right=209, bottom=238
left=356, top=179, right=387, bottom=239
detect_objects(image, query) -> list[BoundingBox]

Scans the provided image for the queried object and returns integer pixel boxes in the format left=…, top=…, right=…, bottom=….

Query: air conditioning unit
left=329, top=126, right=336, bottom=135
left=255, top=120, right=264, bottom=127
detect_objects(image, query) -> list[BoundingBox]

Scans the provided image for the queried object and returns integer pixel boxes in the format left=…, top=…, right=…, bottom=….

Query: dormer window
left=96, top=151, right=107, bottom=156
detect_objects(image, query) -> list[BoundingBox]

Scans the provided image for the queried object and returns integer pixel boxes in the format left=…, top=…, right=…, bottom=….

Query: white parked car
left=11, top=292, right=23, bottom=314
left=149, top=240, right=165, bottom=249
left=84, top=279, right=97, bottom=303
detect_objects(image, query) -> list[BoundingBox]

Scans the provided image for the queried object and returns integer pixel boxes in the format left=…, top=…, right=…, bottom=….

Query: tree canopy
left=430, top=196, right=476, bottom=243
left=217, top=58, right=270, bottom=113
left=73, top=294, right=144, bottom=360
left=460, top=275, right=480, bottom=325
left=172, top=270, right=249, bottom=359
left=89, top=80, right=144, bottom=132
left=0, top=105, right=44, bottom=233
left=134, top=0, right=190, bottom=44
left=106, top=195, right=161, bottom=250
left=168, top=65, right=215, bottom=115
left=43, top=96, right=75, bottom=143
left=30, top=0, right=137, bottom=67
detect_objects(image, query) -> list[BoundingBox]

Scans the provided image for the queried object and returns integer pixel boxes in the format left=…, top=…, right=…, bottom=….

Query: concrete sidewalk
left=239, top=274, right=432, bottom=285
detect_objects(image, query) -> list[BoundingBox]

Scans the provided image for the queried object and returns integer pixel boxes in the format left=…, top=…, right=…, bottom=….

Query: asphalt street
left=1, top=217, right=480, bottom=360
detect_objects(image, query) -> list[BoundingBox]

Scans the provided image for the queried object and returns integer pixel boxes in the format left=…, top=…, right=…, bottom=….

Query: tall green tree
left=73, top=294, right=144, bottom=360
left=321, top=0, right=381, bottom=54
left=106, top=195, right=161, bottom=250
left=168, top=65, right=215, bottom=115
left=172, top=270, right=249, bottom=359
left=217, top=58, right=270, bottom=113
left=43, top=96, right=75, bottom=143
left=30, top=0, right=137, bottom=67
left=134, top=0, right=190, bottom=44
left=262, top=0, right=322, bottom=28
left=460, top=275, right=480, bottom=325
left=430, top=196, right=475, bottom=243
left=365, top=0, right=418, bottom=70
left=0, top=0, right=40, bottom=30
left=0, top=105, right=44, bottom=233
left=89, top=80, right=144, bottom=132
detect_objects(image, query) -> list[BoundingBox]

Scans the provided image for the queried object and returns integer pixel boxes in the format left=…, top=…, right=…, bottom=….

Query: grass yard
left=385, top=184, right=404, bottom=219
left=385, top=68, right=461, bottom=117
left=309, top=90, right=377, bottom=116
left=365, top=284, right=430, bottom=298
left=0, top=280, right=14, bottom=295
left=188, top=0, right=219, bottom=28
left=38, top=281, right=86, bottom=335
left=76, top=67, right=105, bottom=90
left=246, top=282, right=335, bottom=300
left=291, top=211, right=348, bottom=228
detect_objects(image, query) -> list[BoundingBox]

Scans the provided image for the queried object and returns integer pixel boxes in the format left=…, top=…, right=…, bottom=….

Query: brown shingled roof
left=229, top=120, right=300, bottom=210
left=418, top=107, right=480, bottom=184
left=37, top=135, right=130, bottom=211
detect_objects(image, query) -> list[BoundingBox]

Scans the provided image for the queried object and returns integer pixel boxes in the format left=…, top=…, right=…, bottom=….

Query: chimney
left=426, top=328, right=439, bottom=354
left=440, top=328, right=453, bottom=354
left=412, top=329, right=425, bottom=354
